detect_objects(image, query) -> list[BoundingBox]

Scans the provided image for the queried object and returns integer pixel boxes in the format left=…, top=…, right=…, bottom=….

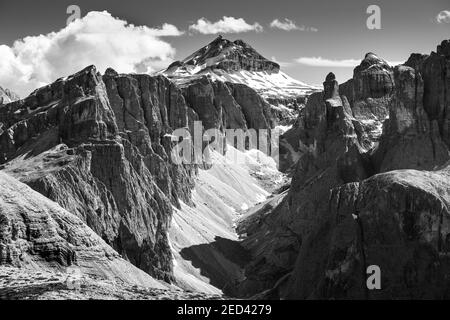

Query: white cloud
left=0, top=11, right=184, bottom=98
left=295, top=57, right=362, bottom=67
left=148, top=23, right=185, bottom=36
left=270, top=18, right=318, bottom=32
left=436, top=10, right=450, bottom=24
left=189, top=16, right=263, bottom=34
left=270, top=19, right=299, bottom=31
left=295, top=56, right=404, bottom=67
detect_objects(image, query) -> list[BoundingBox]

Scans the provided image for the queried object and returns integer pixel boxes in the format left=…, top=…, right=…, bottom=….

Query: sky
left=0, top=0, right=449, bottom=97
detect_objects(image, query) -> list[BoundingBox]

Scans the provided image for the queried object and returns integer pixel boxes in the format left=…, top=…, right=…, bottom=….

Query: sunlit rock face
left=0, top=170, right=168, bottom=288
left=179, top=75, right=275, bottom=131
left=279, top=53, right=396, bottom=172
left=163, top=36, right=319, bottom=116
left=0, top=172, right=228, bottom=300
left=374, top=40, right=450, bottom=172
left=0, top=65, right=189, bottom=282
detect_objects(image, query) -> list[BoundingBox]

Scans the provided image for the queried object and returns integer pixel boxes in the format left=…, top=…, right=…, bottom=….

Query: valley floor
left=169, top=145, right=289, bottom=296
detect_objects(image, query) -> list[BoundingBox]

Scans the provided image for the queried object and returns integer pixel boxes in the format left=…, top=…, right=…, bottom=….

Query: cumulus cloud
left=295, top=56, right=403, bottom=67
left=189, top=16, right=263, bottom=34
left=270, top=18, right=318, bottom=32
left=0, top=11, right=184, bottom=98
left=436, top=10, right=450, bottom=24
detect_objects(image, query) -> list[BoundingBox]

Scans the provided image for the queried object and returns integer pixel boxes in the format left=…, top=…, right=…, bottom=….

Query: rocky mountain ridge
left=1, top=37, right=450, bottom=300
left=237, top=39, right=450, bottom=299
left=0, top=47, right=282, bottom=297
left=0, top=170, right=221, bottom=300
left=163, top=36, right=319, bottom=103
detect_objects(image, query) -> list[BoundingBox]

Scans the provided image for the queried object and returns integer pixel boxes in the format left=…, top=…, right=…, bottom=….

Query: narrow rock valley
left=1, top=35, right=450, bottom=300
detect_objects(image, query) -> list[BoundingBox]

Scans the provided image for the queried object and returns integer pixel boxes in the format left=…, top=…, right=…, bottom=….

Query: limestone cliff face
left=423, top=40, right=450, bottom=148
left=0, top=66, right=191, bottom=281
left=287, top=167, right=450, bottom=299
left=239, top=40, right=450, bottom=299
left=351, top=52, right=395, bottom=100
left=0, top=171, right=227, bottom=299
left=373, top=65, right=449, bottom=172
left=0, top=171, right=170, bottom=289
left=238, top=72, right=371, bottom=296
left=279, top=53, right=394, bottom=172
left=102, top=69, right=197, bottom=207
left=340, top=53, right=394, bottom=151
left=374, top=40, right=450, bottom=172
left=180, top=76, right=276, bottom=130
left=0, top=62, right=278, bottom=286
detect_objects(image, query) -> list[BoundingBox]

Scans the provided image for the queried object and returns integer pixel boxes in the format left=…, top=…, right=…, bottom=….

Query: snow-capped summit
left=162, top=36, right=319, bottom=99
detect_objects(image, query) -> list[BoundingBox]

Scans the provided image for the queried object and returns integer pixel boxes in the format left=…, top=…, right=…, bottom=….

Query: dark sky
left=0, top=0, right=449, bottom=86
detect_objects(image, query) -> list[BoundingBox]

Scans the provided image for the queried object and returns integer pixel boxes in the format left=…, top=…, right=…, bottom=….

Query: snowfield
left=165, top=67, right=319, bottom=100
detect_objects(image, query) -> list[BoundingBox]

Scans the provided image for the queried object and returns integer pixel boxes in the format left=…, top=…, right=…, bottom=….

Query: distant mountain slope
left=162, top=36, right=319, bottom=100
left=0, top=86, right=19, bottom=104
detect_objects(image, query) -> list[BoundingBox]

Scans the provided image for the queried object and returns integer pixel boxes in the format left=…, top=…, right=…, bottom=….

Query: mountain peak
left=354, top=52, right=391, bottom=76
left=163, top=37, right=318, bottom=99
left=170, top=36, right=280, bottom=74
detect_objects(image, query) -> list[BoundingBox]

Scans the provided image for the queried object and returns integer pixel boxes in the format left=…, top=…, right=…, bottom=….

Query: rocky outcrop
left=0, top=66, right=189, bottom=281
left=373, top=65, right=449, bottom=172
left=374, top=40, right=450, bottom=172
left=180, top=76, right=276, bottom=130
left=286, top=167, right=450, bottom=299
left=170, top=36, right=280, bottom=74
left=423, top=40, right=450, bottom=148
left=0, top=171, right=168, bottom=289
left=164, top=36, right=319, bottom=102
left=0, top=171, right=226, bottom=300
left=102, top=69, right=197, bottom=206
left=350, top=52, right=395, bottom=99
left=338, top=52, right=393, bottom=151
left=279, top=53, right=395, bottom=172
left=237, top=72, right=371, bottom=297
left=239, top=40, right=450, bottom=299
